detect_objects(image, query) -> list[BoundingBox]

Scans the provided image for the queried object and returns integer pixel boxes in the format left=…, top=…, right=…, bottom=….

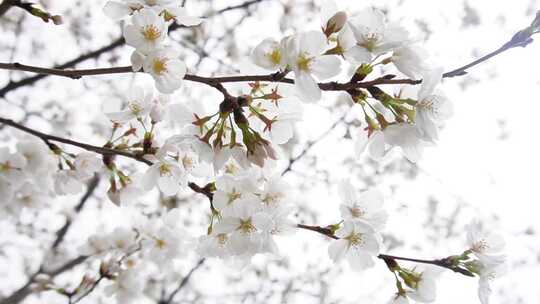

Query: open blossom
left=213, top=175, right=259, bottom=216
left=141, top=209, right=190, bottom=266
left=213, top=200, right=271, bottom=256
left=0, top=147, right=27, bottom=187
left=11, top=182, right=48, bottom=213
left=16, top=138, right=53, bottom=173
left=73, top=152, right=102, bottom=180
left=123, top=9, right=168, bottom=53
left=142, top=157, right=185, bottom=196
left=328, top=221, right=381, bottom=271
left=474, top=255, right=507, bottom=304
left=338, top=180, right=387, bottom=230
left=104, top=268, right=144, bottom=303
left=362, top=124, right=425, bottom=163
left=140, top=48, right=186, bottom=94
left=286, top=31, right=341, bottom=102
left=259, top=206, right=296, bottom=254
left=414, top=69, right=453, bottom=143
left=106, top=86, right=154, bottom=122
left=466, top=220, right=505, bottom=259
left=406, top=266, right=442, bottom=303
left=142, top=144, right=191, bottom=196
left=251, top=38, right=288, bottom=71
left=348, top=7, right=409, bottom=59
left=53, top=170, right=83, bottom=195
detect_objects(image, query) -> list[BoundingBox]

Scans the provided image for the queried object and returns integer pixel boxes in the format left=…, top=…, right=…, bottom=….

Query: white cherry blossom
left=414, top=69, right=453, bottom=143
left=142, top=147, right=186, bottom=196
left=213, top=175, right=259, bottom=216
left=53, top=170, right=84, bottom=195
left=407, top=266, right=441, bottom=303
left=0, top=147, right=27, bottom=187
left=106, top=86, right=154, bottom=122
left=213, top=200, right=271, bottom=256
left=348, top=7, right=409, bottom=59
left=466, top=220, right=505, bottom=259
left=286, top=31, right=341, bottom=102
left=141, top=48, right=186, bottom=94
left=328, top=221, right=381, bottom=271
left=251, top=38, right=288, bottom=71
left=123, top=8, right=168, bottom=53
left=73, top=152, right=102, bottom=180
left=338, top=180, right=387, bottom=230
left=104, top=268, right=144, bottom=303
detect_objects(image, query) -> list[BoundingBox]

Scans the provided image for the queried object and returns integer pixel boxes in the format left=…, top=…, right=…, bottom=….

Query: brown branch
left=0, top=0, right=269, bottom=98
left=0, top=62, right=417, bottom=94
left=0, top=117, right=153, bottom=165
left=296, top=224, right=474, bottom=276
left=0, top=0, right=16, bottom=17
left=161, top=259, right=206, bottom=304
left=0, top=256, right=88, bottom=304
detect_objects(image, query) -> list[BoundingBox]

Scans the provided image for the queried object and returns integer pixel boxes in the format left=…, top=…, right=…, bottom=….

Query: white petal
left=294, top=72, right=321, bottom=102
left=328, top=239, right=349, bottom=262
left=310, top=55, right=341, bottom=80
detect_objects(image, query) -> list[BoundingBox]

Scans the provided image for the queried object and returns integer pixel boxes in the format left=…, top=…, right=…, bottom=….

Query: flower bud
left=324, top=11, right=347, bottom=37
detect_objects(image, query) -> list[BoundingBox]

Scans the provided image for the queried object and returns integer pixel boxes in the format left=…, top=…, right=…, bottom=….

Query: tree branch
left=161, top=259, right=206, bottom=304
left=0, top=0, right=269, bottom=98
left=0, top=117, right=153, bottom=165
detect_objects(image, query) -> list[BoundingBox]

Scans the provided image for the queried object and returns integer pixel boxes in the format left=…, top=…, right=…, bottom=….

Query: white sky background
left=1, top=0, right=540, bottom=303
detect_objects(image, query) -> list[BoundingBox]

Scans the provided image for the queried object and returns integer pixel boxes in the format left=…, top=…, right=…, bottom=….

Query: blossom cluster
left=104, top=0, right=202, bottom=93
left=251, top=2, right=453, bottom=162
left=387, top=221, right=507, bottom=304
left=0, top=138, right=102, bottom=218
left=0, top=1, right=512, bottom=304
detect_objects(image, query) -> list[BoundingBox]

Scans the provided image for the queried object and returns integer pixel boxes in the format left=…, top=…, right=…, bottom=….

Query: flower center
left=155, top=238, right=167, bottom=249
left=262, top=193, right=283, bottom=206
left=472, top=239, right=489, bottom=253
left=227, top=189, right=242, bottom=204
left=159, top=164, right=172, bottom=177
left=238, top=218, right=256, bottom=234
left=152, top=58, right=168, bottom=75
left=360, top=32, right=381, bottom=52
left=142, top=25, right=161, bottom=42
left=128, top=101, right=143, bottom=115
left=182, top=155, right=194, bottom=170
left=217, top=233, right=228, bottom=246
left=297, top=54, right=312, bottom=71
left=346, top=232, right=363, bottom=246
left=268, top=49, right=282, bottom=65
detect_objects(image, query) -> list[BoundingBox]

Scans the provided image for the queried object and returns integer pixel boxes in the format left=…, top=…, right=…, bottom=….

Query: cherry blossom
left=251, top=38, right=288, bottom=71
left=123, top=9, right=168, bottom=54
left=348, top=7, right=409, bottom=60
left=338, top=180, right=388, bottom=230
left=466, top=220, right=505, bottom=259
left=328, top=221, right=381, bottom=271
left=106, top=86, right=154, bottom=123
left=286, top=31, right=341, bottom=102
left=141, top=48, right=186, bottom=94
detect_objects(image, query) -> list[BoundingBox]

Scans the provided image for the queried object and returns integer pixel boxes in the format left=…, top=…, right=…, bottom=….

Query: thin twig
left=162, top=259, right=206, bottom=304
left=0, top=0, right=269, bottom=98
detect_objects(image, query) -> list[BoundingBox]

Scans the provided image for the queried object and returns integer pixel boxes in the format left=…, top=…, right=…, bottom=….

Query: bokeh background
left=1, top=0, right=539, bottom=303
